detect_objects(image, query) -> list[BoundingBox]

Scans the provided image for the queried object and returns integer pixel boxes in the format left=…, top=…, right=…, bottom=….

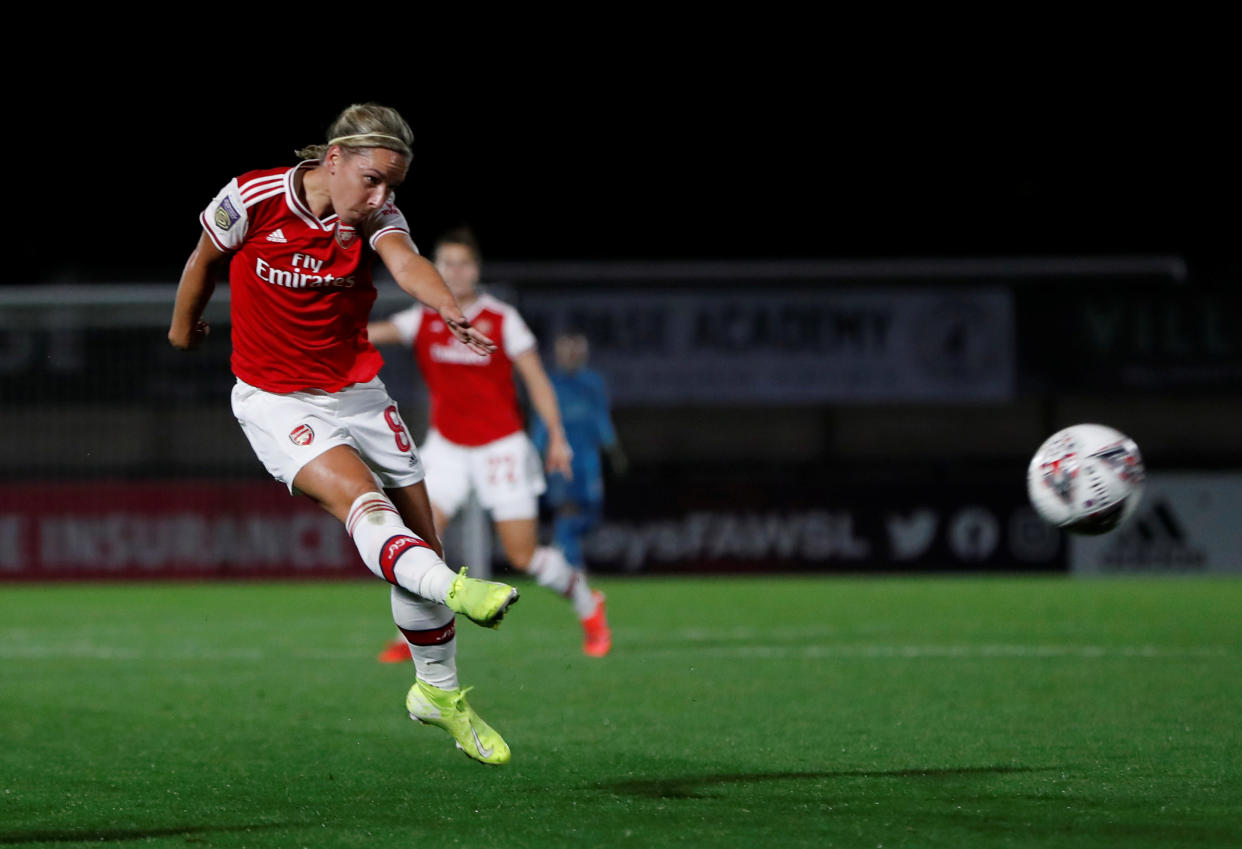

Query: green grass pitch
left=1, top=575, right=1239, bottom=848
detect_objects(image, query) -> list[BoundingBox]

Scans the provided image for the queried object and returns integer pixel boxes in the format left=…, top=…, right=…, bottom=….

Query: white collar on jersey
left=460, top=292, right=503, bottom=321
left=285, top=160, right=340, bottom=232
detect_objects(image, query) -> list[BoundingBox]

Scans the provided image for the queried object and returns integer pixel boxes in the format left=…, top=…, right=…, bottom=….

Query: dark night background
left=11, top=42, right=1239, bottom=285
left=3, top=25, right=1241, bottom=580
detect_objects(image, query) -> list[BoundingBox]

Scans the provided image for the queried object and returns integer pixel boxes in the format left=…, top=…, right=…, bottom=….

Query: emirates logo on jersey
left=430, top=342, right=492, bottom=365
left=335, top=226, right=358, bottom=248
left=289, top=424, right=315, bottom=446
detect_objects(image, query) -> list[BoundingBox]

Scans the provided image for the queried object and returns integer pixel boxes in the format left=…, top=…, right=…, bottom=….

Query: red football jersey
left=200, top=161, right=412, bottom=392
left=386, top=294, right=537, bottom=446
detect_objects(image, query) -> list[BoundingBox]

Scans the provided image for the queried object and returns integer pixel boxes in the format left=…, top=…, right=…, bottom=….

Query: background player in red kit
left=369, top=227, right=612, bottom=657
left=168, top=103, right=518, bottom=765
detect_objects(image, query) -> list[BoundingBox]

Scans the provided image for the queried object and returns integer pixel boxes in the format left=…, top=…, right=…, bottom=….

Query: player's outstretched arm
left=375, top=233, right=496, bottom=356
left=169, top=232, right=228, bottom=350
left=514, top=350, right=573, bottom=479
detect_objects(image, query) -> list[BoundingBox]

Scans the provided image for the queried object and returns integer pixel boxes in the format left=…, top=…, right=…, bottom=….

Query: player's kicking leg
left=298, top=456, right=516, bottom=762
left=391, top=587, right=510, bottom=765
left=378, top=483, right=515, bottom=763
left=236, top=387, right=516, bottom=761
left=336, top=488, right=518, bottom=627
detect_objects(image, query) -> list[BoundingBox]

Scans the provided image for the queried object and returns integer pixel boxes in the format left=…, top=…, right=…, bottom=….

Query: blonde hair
left=295, top=103, right=414, bottom=161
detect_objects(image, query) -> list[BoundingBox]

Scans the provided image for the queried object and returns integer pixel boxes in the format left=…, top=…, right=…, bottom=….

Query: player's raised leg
left=295, top=447, right=518, bottom=626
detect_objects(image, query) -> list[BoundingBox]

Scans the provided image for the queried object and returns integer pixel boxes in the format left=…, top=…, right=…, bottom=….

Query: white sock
left=529, top=546, right=597, bottom=619
left=346, top=492, right=456, bottom=602
left=391, top=586, right=458, bottom=690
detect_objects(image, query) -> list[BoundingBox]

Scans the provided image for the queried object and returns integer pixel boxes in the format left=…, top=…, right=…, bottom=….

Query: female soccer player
left=168, top=103, right=517, bottom=765
left=532, top=331, right=626, bottom=574
left=369, top=228, right=612, bottom=658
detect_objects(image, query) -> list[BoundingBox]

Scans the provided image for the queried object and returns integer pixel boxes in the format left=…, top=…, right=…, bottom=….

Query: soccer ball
left=1026, top=423, right=1146, bottom=535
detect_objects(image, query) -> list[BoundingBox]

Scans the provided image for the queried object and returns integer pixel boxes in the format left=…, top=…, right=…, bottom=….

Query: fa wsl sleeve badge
left=214, top=197, right=241, bottom=231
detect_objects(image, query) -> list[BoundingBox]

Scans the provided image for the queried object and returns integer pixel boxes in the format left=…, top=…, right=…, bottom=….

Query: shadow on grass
left=0, top=823, right=289, bottom=845
left=598, top=765, right=1056, bottom=799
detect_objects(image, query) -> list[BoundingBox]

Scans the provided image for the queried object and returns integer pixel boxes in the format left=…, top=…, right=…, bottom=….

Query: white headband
left=328, top=133, right=408, bottom=147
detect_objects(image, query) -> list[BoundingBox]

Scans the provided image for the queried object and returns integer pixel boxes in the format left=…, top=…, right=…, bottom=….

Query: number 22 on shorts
left=487, top=454, right=517, bottom=486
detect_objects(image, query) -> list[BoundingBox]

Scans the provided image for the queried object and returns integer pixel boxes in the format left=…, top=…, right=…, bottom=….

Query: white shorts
left=231, top=377, right=424, bottom=493
left=420, top=429, right=546, bottom=521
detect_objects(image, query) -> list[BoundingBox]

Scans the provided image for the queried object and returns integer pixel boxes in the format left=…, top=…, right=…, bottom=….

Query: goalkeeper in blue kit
left=532, top=332, right=626, bottom=577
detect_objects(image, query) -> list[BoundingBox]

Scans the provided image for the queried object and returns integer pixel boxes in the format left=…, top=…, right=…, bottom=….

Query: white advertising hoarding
left=1071, top=473, right=1242, bottom=575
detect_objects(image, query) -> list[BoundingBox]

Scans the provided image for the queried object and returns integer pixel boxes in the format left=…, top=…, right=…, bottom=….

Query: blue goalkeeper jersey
left=533, top=367, right=616, bottom=488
